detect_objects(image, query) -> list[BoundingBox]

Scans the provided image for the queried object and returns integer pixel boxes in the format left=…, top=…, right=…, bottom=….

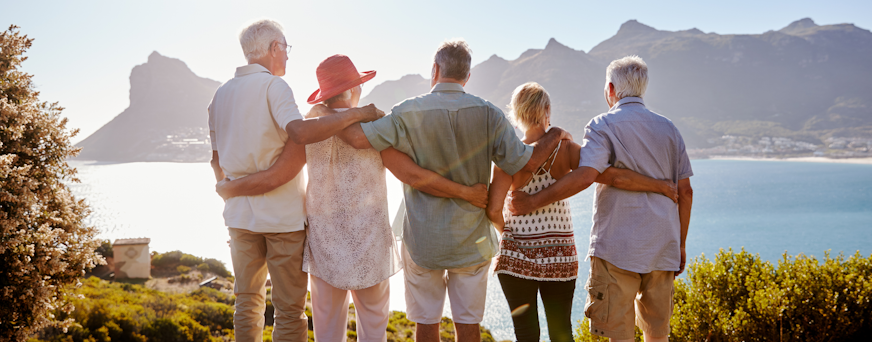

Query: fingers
left=470, top=183, right=488, bottom=208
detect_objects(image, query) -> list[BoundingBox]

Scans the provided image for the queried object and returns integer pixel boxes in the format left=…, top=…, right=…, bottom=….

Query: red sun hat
left=307, top=54, right=376, bottom=104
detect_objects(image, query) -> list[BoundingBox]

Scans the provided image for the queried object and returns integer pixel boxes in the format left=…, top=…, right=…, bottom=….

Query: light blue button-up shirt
left=580, top=96, right=693, bottom=273
left=362, top=83, right=533, bottom=269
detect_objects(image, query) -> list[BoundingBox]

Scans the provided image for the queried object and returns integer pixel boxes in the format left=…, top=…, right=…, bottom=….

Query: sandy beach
left=708, top=156, right=872, bottom=165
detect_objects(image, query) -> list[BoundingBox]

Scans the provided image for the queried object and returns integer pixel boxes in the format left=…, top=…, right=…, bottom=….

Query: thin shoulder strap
left=522, top=140, right=562, bottom=188
left=546, top=141, right=562, bottom=170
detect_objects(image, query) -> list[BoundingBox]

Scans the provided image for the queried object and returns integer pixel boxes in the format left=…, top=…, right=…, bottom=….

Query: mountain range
left=76, top=18, right=872, bottom=161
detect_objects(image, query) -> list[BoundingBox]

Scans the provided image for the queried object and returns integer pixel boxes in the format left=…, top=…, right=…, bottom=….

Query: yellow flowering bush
left=0, top=25, right=101, bottom=342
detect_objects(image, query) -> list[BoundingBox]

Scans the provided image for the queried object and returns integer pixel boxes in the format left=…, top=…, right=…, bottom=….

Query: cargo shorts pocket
left=584, top=276, right=609, bottom=323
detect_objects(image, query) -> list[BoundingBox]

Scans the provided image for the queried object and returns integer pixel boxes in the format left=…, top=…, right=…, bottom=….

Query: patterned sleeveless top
left=302, top=108, right=402, bottom=290
left=494, top=142, right=578, bottom=281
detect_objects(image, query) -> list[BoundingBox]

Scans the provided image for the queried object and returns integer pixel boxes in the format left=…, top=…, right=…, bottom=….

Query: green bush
left=95, top=240, right=113, bottom=258
left=574, top=248, right=872, bottom=341
left=671, top=248, right=872, bottom=341
left=33, top=277, right=235, bottom=342
left=181, top=254, right=203, bottom=267
left=177, top=265, right=191, bottom=274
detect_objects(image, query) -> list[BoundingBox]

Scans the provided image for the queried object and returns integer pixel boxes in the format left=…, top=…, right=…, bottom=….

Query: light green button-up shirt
left=361, top=82, right=533, bottom=269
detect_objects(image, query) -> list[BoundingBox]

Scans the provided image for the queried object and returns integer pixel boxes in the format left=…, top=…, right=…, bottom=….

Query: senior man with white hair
left=208, top=19, right=382, bottom=342
left=509, top=56, right=694, bottom=342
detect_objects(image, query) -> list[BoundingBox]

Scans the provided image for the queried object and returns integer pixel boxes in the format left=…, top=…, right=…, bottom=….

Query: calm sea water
left=67, top=159, right=872, bottom=341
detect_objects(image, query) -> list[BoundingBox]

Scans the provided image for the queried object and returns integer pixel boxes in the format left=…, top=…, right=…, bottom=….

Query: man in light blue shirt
left=509, top=56, right=694, bottom=342
left=340, top=39, right=571, bottom=342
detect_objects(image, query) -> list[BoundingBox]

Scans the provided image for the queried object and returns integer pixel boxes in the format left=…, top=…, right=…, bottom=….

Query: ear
left=608, top=82, right=616, bottom=97
left=461, top=72, right=471, bottom=87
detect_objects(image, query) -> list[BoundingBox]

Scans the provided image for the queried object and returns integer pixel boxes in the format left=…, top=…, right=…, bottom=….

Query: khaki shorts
left=584, top=257, right=674, bottom=339
left=402, top=245, right=491, bottom=324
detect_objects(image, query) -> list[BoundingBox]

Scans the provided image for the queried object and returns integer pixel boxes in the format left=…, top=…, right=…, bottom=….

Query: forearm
left=529, top=167, right=597, bottom=208
left=210, top=152, right=224, bottom=182
left=219, top=142, right=306, bottom=198
left=382, top=148, right=464, bottom=198
left=487, top=209, right=505, bottom=231
left=336, top=122, right=372, bottom=149
left=223, top=172, right=285, bottom=198
left=287, top=109, right=361, bottom=145
left=599, top=167, right=670, bottom=194
left=521, top=128, right=564, bottom=173
left=678, top=179, right=693, bottom=248
left=487, top=167, right=512, bottom=231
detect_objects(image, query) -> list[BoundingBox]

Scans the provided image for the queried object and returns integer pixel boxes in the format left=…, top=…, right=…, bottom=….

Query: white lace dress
left=302, top=109, right=402, bottom=290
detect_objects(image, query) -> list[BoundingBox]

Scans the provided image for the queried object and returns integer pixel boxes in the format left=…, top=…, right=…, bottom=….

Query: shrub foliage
left=574, top=248, right=872, bottom=341
left=0, top=25, right=101, bottom=342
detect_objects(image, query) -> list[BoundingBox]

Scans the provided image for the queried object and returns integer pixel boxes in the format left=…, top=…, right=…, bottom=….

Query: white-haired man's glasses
left=276, top=41, right=292, bottom=54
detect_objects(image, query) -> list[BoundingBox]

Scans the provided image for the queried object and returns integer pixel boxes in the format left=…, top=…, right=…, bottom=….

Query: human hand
left=662, top=181, right=678, bottom=203
left=216, top=178, right=232, bottom=201
left=307, top=103, right=334, bottom=118
left=463, top=183, right=489, bottom=209
left=506, top=190, right=536, bottom=216
left=357, top=103, right=385, bottom=122
left=549, top=126, right=573, bottom=141
left=675, top=247, right=686, bottom=277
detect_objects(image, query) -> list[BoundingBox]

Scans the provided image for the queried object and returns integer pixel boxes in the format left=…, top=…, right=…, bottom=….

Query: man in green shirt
left=339, top=39, right=570, bottom=342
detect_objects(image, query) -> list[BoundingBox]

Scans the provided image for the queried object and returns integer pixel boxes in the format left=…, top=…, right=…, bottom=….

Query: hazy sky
left=3, top=0, right=871, bottom=143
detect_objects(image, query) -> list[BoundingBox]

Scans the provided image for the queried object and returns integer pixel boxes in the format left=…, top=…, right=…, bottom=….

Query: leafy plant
left=0, top=25, right=101, bottom=342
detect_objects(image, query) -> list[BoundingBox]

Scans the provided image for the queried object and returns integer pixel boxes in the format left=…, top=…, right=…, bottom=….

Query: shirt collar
left=430, top=82, right=466, bottom=93
left=612, top=96, right=645, bottom=110
left=235, top=63, right=272, bottom=78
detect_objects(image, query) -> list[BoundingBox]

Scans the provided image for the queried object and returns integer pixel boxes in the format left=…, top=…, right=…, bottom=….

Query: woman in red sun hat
left=304, top=55, right=488, bottom=341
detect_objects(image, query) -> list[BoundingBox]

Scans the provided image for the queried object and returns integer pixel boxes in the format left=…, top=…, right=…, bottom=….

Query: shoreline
left=706, top=156, right=872, bottom=165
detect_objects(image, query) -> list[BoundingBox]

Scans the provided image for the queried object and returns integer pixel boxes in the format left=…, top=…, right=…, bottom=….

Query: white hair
left=238, top=19, right=285, bottom=62
left=434, top=38, right=472, bottom=81
left=606, top=55, right=648, bottom=99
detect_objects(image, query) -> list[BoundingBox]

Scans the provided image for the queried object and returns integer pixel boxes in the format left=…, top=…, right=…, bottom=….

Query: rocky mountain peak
left=616, top=20, right=658, bottom=36
left=545, top=38, right=569, bottom=50
left=780, top=18, right=818, bottom=34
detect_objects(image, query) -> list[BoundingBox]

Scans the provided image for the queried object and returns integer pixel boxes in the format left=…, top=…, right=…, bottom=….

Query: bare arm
left=286, top=104, right=383, bottom=145
left=215, top=139, right=306, bottom=200
left=381, top=147, right=488, bottom=208
left=676, top=178, right=693, bottom=276
left=210, top=151, right=224, bottom=182
left=486, top=166, right=513, bottom=232
left=519, top=127, right=572, bottom=173
left=597, top=168, right=678, bottom=202
left=508, top=166, right=599, bottom=216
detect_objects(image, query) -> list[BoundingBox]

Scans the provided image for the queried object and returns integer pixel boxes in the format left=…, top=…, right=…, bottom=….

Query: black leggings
left=498, top=274, right=576, bottom=342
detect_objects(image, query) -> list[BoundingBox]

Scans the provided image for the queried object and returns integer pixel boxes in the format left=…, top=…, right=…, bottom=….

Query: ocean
left=67, top=159, right=872, bottom=341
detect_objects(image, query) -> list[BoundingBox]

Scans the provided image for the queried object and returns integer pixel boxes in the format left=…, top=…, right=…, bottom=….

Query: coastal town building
left=112, top=238, right=151, bottom=279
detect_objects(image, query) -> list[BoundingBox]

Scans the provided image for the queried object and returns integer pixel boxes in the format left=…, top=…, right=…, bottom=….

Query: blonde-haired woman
left=487, top=82, right=677, bottom=342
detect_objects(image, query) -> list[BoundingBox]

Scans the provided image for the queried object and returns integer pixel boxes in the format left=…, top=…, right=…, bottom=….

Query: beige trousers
left=229, top=228, right=309, bottom=342
left=310, top=275, right=390, bottom=342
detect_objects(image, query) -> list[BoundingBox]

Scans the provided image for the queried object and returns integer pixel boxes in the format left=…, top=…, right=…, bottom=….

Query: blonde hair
left=508, top=82, right=551, bottom=130
left=606, top=55, right=648, bottom=99
left=238, top=19, right=285, bottom=62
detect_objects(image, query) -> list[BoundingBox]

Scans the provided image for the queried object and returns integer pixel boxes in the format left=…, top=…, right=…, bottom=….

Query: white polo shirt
left=208, top=64, right=306, bottom=233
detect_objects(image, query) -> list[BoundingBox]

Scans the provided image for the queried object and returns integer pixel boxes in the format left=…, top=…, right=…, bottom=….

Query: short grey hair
left=238, top=19, right=285, bottom=62
left=434, top=38, right=472, bottom=81
left=606, top=55, right=648, bottom=99
left=324, top=89, right=352, bottom=106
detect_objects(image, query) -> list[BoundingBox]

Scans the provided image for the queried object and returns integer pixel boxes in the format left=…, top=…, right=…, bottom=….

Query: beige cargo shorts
left=584, top=256, right=674, bottom=339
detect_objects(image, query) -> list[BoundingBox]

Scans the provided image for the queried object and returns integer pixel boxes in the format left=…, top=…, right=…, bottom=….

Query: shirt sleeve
left=578, top=123, right=613, bottom=174
left=267, top=77, right=304, bottom=133
left=676, top=130, right=694, bottom=180
left=490, top=109, right=533, bottom=176
left=207, top=99, right=217, bottom=151
left=361, top=111, right=411, bottom=153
